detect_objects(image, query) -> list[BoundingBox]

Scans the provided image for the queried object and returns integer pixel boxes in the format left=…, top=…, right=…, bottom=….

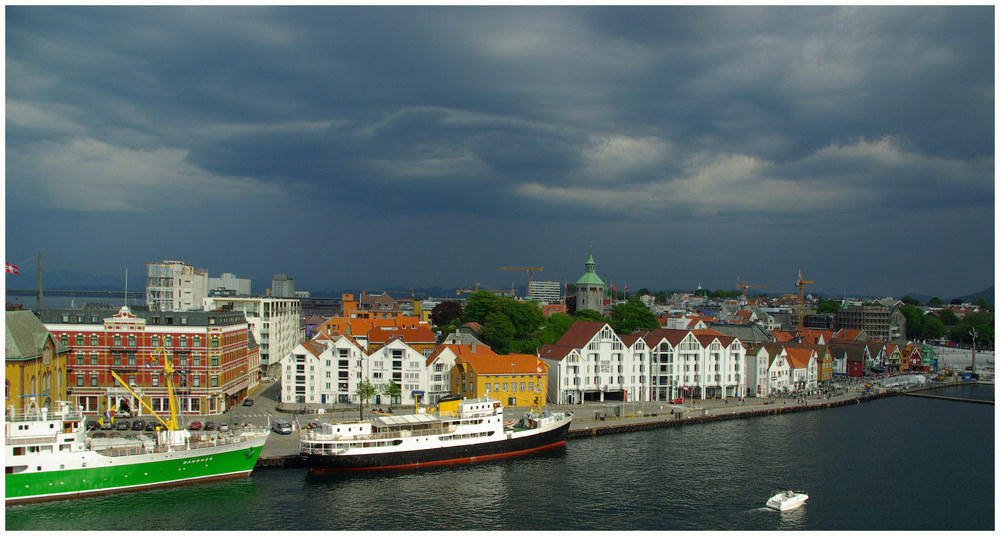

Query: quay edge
left=253, top=392, right=899, bottom=468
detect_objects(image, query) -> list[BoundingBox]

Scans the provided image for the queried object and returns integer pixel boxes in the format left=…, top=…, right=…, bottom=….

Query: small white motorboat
left=766, top=489, right=809, bottom=511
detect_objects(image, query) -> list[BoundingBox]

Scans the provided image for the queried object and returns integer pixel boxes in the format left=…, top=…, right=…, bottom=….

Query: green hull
left=6, top=440, right=265, bottom=505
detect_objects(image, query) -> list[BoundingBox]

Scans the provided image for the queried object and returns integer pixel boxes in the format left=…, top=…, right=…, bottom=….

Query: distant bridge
left=6, top=289, right=145, bottom=299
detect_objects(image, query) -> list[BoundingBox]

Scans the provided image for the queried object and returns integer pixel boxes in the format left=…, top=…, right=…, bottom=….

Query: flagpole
left=36, top=252, right=43, bottom=311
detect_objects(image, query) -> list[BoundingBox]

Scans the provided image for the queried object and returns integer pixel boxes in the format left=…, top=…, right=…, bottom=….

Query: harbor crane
left=497, top=266, right=544, bottom=292
left=795, top=270, right=815, bottom=329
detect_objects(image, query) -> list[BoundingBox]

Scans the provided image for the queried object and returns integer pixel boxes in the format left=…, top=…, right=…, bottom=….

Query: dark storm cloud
left=5, top=6, right=993, bottom=297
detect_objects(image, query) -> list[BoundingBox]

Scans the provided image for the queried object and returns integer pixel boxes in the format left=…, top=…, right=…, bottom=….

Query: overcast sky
left=5, top=6, right=995, bottom=299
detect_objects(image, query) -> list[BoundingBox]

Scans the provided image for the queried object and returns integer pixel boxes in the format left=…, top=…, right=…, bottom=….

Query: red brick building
left=38, top=306, right=256, bottom=417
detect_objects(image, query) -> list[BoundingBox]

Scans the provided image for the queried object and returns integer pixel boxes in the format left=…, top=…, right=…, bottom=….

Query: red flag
left=6, top=263, right=19, bottom=274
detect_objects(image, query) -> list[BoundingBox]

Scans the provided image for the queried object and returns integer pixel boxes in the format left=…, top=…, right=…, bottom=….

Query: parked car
left=86, top=421, right=99, bottom=431
left=217, top=422, right=230, bottom=432
left=303, top=421, right=320, bottom=430
left=670, top=398, right=685, bottom=404
left=92, top=432, right=107, bottom=438
left=271, top=420, right=291, bottom=435
left=101, top=421, right=113, bottom=430
left=242, top=398, right=254, bottom=407
left=115, top=421, right=130, bottom=431
left=204, top=421, right=215, bottom=431
left=188, top=421, right=203, bottom=431
left=131, top=420, right=145, bottom=431
left=145, top=421, right=157, bottom=432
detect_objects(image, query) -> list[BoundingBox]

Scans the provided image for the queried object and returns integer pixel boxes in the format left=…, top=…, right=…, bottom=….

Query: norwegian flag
left=5, top=263, right=19, bottom=274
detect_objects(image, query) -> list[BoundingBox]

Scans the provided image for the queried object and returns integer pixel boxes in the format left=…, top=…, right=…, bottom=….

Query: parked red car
left=670, top=398, right=685, bottom=404
left=188, top=421, right=203, bottom=431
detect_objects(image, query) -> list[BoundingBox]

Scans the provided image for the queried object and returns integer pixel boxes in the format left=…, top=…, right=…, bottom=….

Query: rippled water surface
left=7, top=389, right=993, bottom=531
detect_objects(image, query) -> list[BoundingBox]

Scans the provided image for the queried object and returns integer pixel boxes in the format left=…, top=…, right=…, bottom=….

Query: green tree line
left=431, top=291, right=659, bottom=354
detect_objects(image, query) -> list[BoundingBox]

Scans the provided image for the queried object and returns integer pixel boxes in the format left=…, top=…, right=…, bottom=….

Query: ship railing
left=6, top=406, right=85, bottom=423
left=6, top=435, right=59, bottom=447
left=88, top=429, right=265, bottom=457
left=301, top=424, right=458, bottom=443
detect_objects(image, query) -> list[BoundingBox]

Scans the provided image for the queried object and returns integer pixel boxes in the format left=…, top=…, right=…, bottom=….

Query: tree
left=538, top=313, right=575, bottom=346
left=355, top=379, right=377, bottom=420
left=921, top=315, right=947, bottom=341
left=901, top=295, right=922, bottom=306
left=927, top=296, right=944, bottom=306
left=481, top=310, right=515, bottom=354
left=573, top=309, right=605, bottom=322
left=608, top=298, right=660, bottom=334
left=462, top=291, right=502, bottom=324
left=975, top=298, right=992, bottom=312
left=499, top=299, right=544, bottom=339
left=816, top=299, right=841, bottom=315
left=381, top=381, right=401, bottom=406
left=949, top=312, right=994, bottom=348
left=430, top=301, right=463, bottom=327
left=938, top=309, right=959, bottom=326
left=899, top=304, right=925, bottom=340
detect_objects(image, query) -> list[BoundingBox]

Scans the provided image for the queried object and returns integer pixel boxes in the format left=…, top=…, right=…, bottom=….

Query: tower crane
left=456, top=283, right=482, bottom=296
left=795, top=270, right=815, bottom=329
left=736, top=279, right=767, bottom=299
left=497, top=266, right=544, bottom=293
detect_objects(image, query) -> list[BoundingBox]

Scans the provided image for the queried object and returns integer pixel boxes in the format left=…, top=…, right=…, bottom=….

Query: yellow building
left=452, top=352, right=548, bottom=408
left=5, top=310, right=69, bottom=413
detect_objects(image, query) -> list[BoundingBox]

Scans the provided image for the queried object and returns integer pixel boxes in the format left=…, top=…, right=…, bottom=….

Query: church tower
left=575, top=250, right=606, bottom=313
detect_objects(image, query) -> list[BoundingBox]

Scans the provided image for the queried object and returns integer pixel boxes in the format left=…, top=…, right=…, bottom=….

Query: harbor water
left=6, top=385, right=993, bottom=531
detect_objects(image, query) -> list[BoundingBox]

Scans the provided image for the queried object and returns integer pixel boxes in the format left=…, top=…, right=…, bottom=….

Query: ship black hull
left=303, top=420, right=571, bottom=472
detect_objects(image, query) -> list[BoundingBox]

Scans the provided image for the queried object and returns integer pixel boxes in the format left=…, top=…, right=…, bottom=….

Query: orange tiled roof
left=784, top=346, right=815, bottom=369
left=459, top=352, right=544, bottom=376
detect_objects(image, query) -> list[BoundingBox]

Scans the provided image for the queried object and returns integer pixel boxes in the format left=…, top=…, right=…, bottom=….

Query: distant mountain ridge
left=5, top=269, right=993, bottom=306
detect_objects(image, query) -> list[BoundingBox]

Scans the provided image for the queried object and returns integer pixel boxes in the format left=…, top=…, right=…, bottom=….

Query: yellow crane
left=736, top=279, right=767, bottom=298
left=109, top=344, right=179, bottom=431
left=498, top=266, right=544, bottom=293
left=456, top=283, right=482, bottom=295
left=795, top=270, right=815, bottom=329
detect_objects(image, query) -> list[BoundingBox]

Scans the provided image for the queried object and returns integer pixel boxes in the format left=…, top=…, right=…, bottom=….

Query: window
left=128, top=353, right=136, bottom=367
left=90, top=335, right=98, bottom=346
left=152, top=375, right=159, bottom=387
left=193, top=376, right=201, bottom=387
left=76, top=375, right=83, bottom=387
left=211, top=375, right=218, bottom=387
left=113, top=353, right=121, bottom=366
left=211, top=354, right=219, bottom=366
left=90, top=354, right=98, bottom=366
left=90, top=374, right=98, bottom=387
left=60, top=334, right=69, bottom=346
left=113, top=335, right=121, bottom=347
left=128, top=335, right=136, bottom=347
left=76, top=334, right=84, bottom=346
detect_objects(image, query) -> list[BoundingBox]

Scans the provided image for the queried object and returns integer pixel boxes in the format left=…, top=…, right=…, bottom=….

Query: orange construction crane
left=795, top=270, right=815, bottom=329
left=456, top=283, right=482, bottom=296
left=736, top=279, right=767, bottom=298
left=498, top=266, right=545, bottom=291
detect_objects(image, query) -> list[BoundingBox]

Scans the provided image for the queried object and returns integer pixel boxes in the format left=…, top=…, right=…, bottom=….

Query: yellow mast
left=108, top=344, right=179, bottom=431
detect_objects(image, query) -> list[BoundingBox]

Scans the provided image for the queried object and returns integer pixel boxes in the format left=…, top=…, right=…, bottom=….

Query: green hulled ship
left=6, top=345, right=269, bottom=505
left=6, top=402, right=268, bottom=505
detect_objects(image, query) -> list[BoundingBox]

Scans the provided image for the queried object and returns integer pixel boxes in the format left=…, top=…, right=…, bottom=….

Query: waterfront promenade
left=255, top=385, right=899, bottom=465
left=251, top=343, right=995, bottom=465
